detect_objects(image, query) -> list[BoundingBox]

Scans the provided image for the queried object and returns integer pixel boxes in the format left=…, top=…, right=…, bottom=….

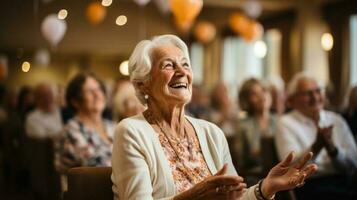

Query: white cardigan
left=111, top=113, right=257, bottom=200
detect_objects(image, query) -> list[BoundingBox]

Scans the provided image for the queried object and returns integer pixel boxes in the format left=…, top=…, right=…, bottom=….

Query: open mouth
left=169, top=82, right=188, bottom=89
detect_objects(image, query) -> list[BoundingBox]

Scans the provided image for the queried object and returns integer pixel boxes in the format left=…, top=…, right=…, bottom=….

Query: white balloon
left=133, top=0, right=150, bottom=6
left=243, top=0, right=262, bottom=18
left=41, top=14, right=67, bottom=47
left=34, top=49, right=51, bottom=67
left=154, top=0, right=170, bottom=14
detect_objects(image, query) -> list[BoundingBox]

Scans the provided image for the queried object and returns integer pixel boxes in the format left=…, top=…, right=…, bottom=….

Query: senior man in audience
left=275, top=72, right=357, bottom=200
left=25, top=82, right=63, bottom=140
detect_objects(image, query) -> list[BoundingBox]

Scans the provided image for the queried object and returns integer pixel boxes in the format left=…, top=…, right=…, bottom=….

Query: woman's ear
left=135, top=81, right=150, bottom=95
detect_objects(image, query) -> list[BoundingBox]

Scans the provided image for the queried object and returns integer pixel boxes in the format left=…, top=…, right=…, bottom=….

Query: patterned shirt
left=55, top=117, right=115, bottom=172
left=155, top=129, right=212, bottom=193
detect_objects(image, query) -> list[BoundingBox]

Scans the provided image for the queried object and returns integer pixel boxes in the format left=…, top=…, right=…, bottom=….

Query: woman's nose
left=175, top=64, right=186, bottom=75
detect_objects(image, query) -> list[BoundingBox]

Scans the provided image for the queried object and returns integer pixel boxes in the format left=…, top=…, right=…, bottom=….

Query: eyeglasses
left=295, top=88, right=324, bottom=97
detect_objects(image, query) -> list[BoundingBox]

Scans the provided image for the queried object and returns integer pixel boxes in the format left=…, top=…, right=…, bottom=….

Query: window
left=221, top=37, right=263, bottom=99
left=350, top=15, right=357, bottom=86
left=190, top=42, right=204, bottom=85
left=221, top=29, right=282, bottom=99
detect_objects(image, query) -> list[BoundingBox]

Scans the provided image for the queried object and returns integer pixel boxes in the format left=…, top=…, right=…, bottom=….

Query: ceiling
left=0, top=0, right=343, bottom=56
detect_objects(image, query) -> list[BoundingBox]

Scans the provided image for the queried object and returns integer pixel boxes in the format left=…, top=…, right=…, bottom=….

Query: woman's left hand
left=260, top=151, right=318, bottom=199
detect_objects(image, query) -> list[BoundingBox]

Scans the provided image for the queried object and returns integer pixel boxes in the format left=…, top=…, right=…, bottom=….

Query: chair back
left=65, top=167, right=113, bottom=200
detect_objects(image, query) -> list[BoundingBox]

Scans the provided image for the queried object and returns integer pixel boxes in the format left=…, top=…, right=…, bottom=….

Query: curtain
left=323, top=0, right=357, bottom=109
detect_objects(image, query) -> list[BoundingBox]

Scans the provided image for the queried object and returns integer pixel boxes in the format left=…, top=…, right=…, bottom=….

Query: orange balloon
left=170, top=0, right=203, bottom=22
left=242, top=21, right=264, bottom=42
left=86, top=2, right=107, bottom=25
left=194, top=21, right=216, bottom=44
left=174, top=18, right=193, bottom=33
left=229, top=12, right=249, bottom=35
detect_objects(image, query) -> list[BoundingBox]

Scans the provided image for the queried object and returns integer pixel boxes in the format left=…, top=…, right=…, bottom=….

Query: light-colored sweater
left=111, top=113, right=257, bottom=200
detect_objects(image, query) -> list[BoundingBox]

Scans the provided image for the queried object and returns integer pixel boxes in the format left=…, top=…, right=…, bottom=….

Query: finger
left=279, top=151, right=295, bottom=167
left=209, top=183, right=247, bottom=196
left=301, top=164, right=318, bottom=178
left=211, top=175, right=244, bottom=186
left=295, top=152, right=313, bottom=170
left=223, top=183, right=247, bottom=192
left=214, top=163, right=228, bottom=176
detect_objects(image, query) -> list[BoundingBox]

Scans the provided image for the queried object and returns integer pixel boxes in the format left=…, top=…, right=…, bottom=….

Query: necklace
left=144, top=111, right=194, bottom=160
left=144, top=111, right=201, bottom=183
left=157, top=118, right=194, bottom=161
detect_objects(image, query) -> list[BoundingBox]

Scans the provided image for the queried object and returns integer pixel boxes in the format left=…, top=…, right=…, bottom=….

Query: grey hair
left=128, top=34, right=190, bottom=105
left=287, top=72, right=323, bottom=97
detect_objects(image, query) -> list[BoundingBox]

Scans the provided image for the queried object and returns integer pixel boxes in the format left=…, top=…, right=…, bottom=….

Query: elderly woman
left=235, top=78, right=279, bottom=185
left=56, top=73, right=115, bottom=172
left=111, top=35, right=317, bottom=200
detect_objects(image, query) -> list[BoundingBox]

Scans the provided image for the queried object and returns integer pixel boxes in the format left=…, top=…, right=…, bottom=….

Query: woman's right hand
left=174, top=164, right=247, bottom=200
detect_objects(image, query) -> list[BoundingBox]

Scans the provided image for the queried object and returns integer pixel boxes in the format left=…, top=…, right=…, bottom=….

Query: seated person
left=209, top=81, right=239, bottom=137
left=25, top=82, right=63, bottom=140
left=56, top=73, right=115, bottom=185
left=275, top=72, right=357, bottom=200
left=235, top=78, right=279, bottom=183
left=111, top=35, right=317, bottom=200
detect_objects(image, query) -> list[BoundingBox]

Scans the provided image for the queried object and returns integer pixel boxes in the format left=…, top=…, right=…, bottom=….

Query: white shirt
left=25, top=108, right=63, bottom=140
left=111, top=113, right=258, bottom=200
left=276, top=110, right=357, bottom=175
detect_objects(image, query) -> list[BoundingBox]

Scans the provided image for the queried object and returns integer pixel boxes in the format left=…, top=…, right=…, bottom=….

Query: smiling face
left=291, top=78, right=324, bottom=118
left=142, top=44, right=193, bottom=107
left=248, top=83, right=272, bottom=114
left=78, top=77, right=106, bottom=114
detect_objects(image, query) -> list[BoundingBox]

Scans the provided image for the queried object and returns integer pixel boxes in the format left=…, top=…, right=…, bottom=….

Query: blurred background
left=0, top=0, right=357, bottom=199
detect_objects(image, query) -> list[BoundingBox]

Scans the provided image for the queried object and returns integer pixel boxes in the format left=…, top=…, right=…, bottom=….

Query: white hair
left=287, top=72, right=323, bottom=97
left=128, top=34, right=190, bottom=105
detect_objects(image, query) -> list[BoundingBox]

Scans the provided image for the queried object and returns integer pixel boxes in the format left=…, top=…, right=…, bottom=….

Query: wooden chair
left=64, top=167, right=113, bottom=200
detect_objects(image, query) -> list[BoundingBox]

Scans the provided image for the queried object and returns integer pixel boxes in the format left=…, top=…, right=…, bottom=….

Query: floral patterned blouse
left=155, top=128, right=212, bottom=193
left=55, top=117, right=115, bottom=172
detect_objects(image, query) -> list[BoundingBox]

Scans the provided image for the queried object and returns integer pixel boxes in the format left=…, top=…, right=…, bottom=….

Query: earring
left=144, top=94, right=149, bottom=100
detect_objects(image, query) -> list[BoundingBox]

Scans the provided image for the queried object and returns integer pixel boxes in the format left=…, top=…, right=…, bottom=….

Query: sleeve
left=330, top=116, right=357, bottom=172
left=217, top=124, right=258, bottom=200
left=111, top=121, right=174, bottom=200
left=25, top=114, right=46, bottom=139
left=275, top=118, right=305, bottom=160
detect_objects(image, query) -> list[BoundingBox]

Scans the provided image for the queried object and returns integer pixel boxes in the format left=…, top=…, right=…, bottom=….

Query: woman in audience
left=235, top=78, right=279, bottom=185
left=56, top=73, right=114, bottom=172
left=209, top=81, right=239, bottom=137
left=112, top=79, right=145, bottom=122
left=111, top=34, right=317, bottom=200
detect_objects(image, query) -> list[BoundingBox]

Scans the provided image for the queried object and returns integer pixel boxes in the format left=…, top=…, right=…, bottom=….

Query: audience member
left=56, top=73, right=115, bottom=190
left=16, top=86, right=35, bottom=122
left=25, top=83, right=63, bottom=140
left=209, top=81, right=239, bottom=136
left=112, top=79, right=145, bottom=122
left=25, top=82, right=62, bottom=200
left=266, top=75, right=286, bottom=115
left=235, top=78, right=279, bottom=184
left=186, top=84, right=212, bottom=120
left=342, top=85, right=357, bottom=141
left=275, top=72, right=357, bottom=200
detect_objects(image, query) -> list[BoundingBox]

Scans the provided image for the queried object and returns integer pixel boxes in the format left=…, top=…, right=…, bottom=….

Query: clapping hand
left=174, top=164, right=247, bottom=200
left=260, top=151, right=318, bottom=199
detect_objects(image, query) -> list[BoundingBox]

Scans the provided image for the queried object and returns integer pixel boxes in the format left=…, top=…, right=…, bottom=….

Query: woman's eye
left=164, top=63, right=173, bottom=68
left=183, top=63, right=190, bottom=68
